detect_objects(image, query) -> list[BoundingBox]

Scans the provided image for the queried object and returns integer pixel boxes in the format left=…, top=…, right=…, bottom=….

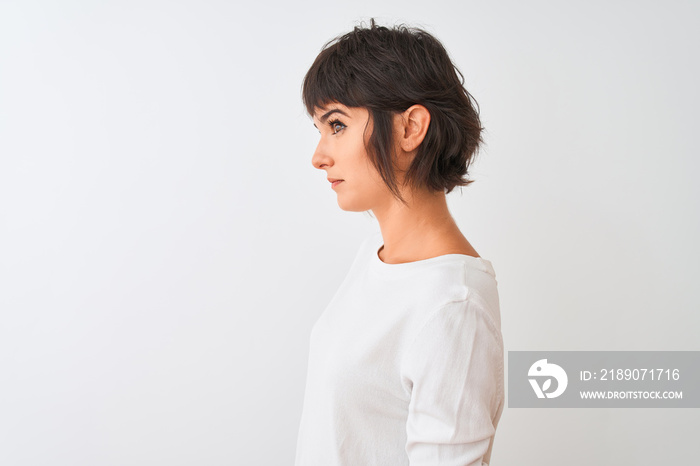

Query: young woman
left=295, top=20, right=504, bottom=466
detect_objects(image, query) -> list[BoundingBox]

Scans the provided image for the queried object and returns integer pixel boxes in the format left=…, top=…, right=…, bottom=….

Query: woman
left=295, top=20, right=504, bottom=466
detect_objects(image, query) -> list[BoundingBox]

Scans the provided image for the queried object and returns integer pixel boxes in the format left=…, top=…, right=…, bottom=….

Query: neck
left=371, top=186, right=469, bottom=264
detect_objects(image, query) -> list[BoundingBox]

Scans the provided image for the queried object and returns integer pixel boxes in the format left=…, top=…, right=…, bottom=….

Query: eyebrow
left=313, top=108, right=350, bottom=128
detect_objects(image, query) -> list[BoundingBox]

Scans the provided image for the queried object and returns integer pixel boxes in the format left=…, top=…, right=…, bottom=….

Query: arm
left=400, top=296, right=504, bottom=466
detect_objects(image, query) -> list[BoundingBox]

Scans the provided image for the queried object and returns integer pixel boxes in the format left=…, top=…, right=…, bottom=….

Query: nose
left=311, top=139, right=333, bottom=170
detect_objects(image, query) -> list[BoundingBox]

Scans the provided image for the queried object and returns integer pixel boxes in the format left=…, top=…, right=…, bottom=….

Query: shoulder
left=399, top=295, right=505, bottom=397
left=416, top=293, right=502, bottom=349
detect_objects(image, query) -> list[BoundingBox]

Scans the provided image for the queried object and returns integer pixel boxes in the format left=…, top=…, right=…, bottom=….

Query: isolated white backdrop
left=1, top=1, right=698, bottom=465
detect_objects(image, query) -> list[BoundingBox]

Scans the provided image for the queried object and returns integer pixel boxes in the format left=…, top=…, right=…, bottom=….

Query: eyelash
left=328, top=119, right=346, bottom=134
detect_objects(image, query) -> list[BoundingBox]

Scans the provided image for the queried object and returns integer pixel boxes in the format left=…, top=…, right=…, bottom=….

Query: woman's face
left=311, top=103, right=392, bottom=212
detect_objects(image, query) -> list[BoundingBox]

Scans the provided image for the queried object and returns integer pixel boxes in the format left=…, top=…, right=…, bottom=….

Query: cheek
left=359, top=157, right=385, bottom=189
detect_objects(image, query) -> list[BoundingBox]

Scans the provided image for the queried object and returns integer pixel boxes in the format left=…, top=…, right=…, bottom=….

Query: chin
left=336, top=197, right=370, bottom=212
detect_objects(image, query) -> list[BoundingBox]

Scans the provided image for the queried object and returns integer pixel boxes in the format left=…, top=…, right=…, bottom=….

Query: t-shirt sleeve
left=399, top=296, right=504, bottom=466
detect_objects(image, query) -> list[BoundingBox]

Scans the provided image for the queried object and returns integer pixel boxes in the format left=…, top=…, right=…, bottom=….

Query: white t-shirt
left=295, top=230, right=504, bottom=466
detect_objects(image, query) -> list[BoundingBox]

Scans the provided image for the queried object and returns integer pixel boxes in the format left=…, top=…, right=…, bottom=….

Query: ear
left=396, top=104, right=431, bottom=152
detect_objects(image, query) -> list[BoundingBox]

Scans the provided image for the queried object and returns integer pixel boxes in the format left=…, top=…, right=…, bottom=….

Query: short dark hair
left=302, top=19, right=484, bottom=204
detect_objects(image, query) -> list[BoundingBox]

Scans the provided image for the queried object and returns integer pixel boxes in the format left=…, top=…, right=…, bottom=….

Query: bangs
left=301, top=43, right=366, bottom=117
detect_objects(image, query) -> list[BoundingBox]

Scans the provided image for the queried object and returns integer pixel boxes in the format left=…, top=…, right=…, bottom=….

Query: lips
left=328, top=178, right=344, bottom=189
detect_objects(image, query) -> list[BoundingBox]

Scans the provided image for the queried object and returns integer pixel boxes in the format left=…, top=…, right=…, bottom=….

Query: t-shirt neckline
left=368, top=232, right=496, bottom=278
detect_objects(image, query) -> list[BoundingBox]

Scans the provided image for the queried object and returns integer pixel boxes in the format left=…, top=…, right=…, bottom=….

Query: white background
left=1, top=1, right=698, bottom=464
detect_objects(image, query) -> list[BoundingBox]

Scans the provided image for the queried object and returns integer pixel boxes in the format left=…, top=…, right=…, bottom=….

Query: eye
left=329, top=119, right=346, bottom=135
